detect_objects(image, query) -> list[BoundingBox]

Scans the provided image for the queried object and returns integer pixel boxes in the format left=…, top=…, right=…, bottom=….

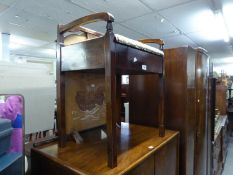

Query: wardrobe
left=129, top=46, right=209, bottom=175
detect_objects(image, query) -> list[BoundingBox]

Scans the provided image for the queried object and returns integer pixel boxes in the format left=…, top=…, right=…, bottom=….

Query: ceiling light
left=223, top=3, right=233, bottom=37
left=214, top=10, right=230, bottom=42
left=194, top=9, right=230, bottom=42
left=160, top=18, right=165, bottom=23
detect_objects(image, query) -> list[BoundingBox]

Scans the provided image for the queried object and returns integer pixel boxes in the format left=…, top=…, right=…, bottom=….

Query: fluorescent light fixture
left=194, top=9, right=230, bottom=42
left=214, top=10, right=230, bottom=42
left=223, top=3, right=233, bottom=37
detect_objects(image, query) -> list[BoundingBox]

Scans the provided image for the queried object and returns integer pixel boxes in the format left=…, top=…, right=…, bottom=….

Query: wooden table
left=31, top=123, right=179, bottom=175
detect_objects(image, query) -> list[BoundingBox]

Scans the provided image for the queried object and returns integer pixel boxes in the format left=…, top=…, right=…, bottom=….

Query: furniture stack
left=31, top=12, right=179, bottom=175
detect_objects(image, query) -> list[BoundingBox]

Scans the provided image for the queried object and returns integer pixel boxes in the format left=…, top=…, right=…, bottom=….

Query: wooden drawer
left=116, top=44, right=163, bottom=74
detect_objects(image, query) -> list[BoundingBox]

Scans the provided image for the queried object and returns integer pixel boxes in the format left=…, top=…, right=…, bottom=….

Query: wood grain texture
left=104, top=29, right=118, bottom=168
left=126, top=155, right=154, bottom=175
left=31, top=124, right=179, bottom=175
left=139, top=39, right=164, bottom=50
left=57, top=25, right=67, bottom=147
left=154, top=136, right=179, bottom=175
left=60, top=12, right=114, bottom=33
left=129, top=46, right=210, bottom=175
left=61, top=37, right=105, bottom=71
left=115, top=44, right=163, bottom=74
left=216, top=84, right=227, bottom=115
left=129, top=75, right=160, bottom=127
left=164, top=47, right=197, bottom=175
left=207, top=78, right=216, bottom=175
left=57, top=16, right=165, bottom=168
left=194, top=48, right=209, bottom=175
left=64, top=72, right=106, bottom=133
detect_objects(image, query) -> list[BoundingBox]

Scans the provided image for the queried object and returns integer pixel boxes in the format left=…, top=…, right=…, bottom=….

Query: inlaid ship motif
left=75, top=84, right=104, bottom=120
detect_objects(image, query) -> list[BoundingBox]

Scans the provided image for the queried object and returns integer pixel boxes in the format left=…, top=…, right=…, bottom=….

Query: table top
left=33, top=123, right=179, bottom=175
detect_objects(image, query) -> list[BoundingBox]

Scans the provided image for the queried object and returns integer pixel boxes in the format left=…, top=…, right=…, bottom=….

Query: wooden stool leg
left=105, top=27, right=117, bottom=168
left=159, top=75, right=165, bottom=137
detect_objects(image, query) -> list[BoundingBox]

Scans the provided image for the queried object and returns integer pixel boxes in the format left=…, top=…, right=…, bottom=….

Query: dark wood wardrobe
left=129, top=46, right=209, bottom=175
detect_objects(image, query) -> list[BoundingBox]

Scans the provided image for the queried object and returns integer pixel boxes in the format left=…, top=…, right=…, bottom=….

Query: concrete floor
left=222, top=136, right=233, bottom=175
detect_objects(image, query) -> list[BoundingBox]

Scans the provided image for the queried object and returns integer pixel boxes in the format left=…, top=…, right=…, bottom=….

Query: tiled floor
left=222, top=136, right=233, bottom=175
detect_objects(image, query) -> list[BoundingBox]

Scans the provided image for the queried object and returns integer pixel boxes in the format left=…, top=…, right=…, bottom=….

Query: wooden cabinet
left=213, top=115, right=228, bottom=175
left=31, top=124, right=179, bottom=175
left=126, top=155, right=154, bottom=175
left=129, top=46, right=209, bottom=175
left=216, top=84, right=227, bottom=115
left=127, top=137, right=179, bottom=175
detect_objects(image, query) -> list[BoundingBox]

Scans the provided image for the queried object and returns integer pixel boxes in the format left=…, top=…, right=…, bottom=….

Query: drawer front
left=116, top=44, right=163, bottom=74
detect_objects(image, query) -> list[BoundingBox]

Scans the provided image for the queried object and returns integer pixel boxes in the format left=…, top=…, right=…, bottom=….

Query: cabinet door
left=126, top=155, right=154, bottom=175
left=154, top=138, right=179, bottom=175
left=194, top=51, right=209, bottom=175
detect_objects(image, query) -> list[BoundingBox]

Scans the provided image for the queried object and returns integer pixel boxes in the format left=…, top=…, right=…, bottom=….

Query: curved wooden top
left=60, top=12, right=114, bottom=34
left=139, top=39, right=164, bottom=45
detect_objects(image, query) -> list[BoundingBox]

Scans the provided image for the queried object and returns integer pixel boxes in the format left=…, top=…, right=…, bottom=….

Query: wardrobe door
left=194, top=50, right=209, bottom=175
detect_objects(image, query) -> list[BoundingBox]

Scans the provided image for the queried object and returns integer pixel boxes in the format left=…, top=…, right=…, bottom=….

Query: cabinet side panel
left=154, top=137, right=179, bottom=175
left=126, top=155, right=154, bottom=175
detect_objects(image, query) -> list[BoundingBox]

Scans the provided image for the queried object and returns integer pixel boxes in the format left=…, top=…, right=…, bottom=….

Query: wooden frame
left=56, top=12, right=165, bottom=168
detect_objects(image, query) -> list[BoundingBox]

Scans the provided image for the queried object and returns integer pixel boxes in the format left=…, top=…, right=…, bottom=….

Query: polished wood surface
left=207, top=78, right=216, bottom=175
left=194, top=48, right=209, bottom=175
left=31, top=124, right=179, bottom=175
left=57, top=13, right=165, bottom=168
left=115, top=44, right=163, bottom=74
left=61, top=37, right=105, bottom=71
left=129, top=75, right=160, bottom=127
left=139, top=39, right=164, bottom=50
left=154, top=137, right=179, bottom=175
left=56, top=25, right=66, bottom=147
left=216, top=84, right=227, bottom=115
left=60, top=12, right=114, bottom=33
left=164, top=47, right=197, bottom=175
left=126, top=155, right=154, bottom=175
left=129, top=46, right=210, bottom=175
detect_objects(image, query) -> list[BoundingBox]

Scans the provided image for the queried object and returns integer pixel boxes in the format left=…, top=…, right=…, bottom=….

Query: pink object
left=1, top=95, right=23, bottom=121
left=9, top=128, right=23, bottom=152
left=0, top=103, right=4, bottom=117
left=0, top=95, right=23, bottom=153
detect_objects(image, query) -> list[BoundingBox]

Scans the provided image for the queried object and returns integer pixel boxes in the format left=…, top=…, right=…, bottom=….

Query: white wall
left=0, top=61, right=56, bottom=134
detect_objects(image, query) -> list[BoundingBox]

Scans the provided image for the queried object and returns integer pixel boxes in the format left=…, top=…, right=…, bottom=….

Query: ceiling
left=0, top=0, right=233, bottom=59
